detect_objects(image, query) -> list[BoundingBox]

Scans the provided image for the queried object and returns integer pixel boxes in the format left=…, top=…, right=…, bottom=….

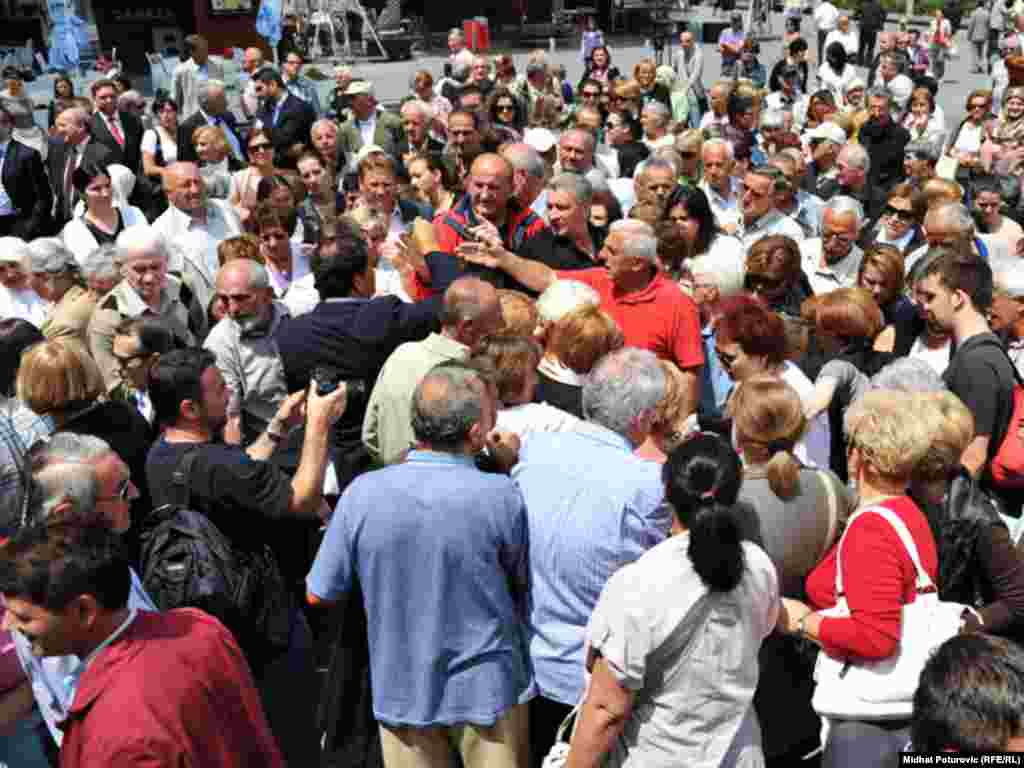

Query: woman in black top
left=47, top=72, right=76, bottom=128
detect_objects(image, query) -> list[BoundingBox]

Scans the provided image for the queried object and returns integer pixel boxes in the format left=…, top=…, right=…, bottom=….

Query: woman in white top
left=818, top=42, right=857, bottom=106
left=567, top=433, right=779, bottom=768
left=824, top=15, right=858, bottom=60
left=141, top=94, right=179, bottom=184
left=946, top=89, right=995, bottom=175
left=664, top=185, right=744, bottom=282
left=902, top=86, right=947, bottom=147
left=60, top=163, right=146, bottom=265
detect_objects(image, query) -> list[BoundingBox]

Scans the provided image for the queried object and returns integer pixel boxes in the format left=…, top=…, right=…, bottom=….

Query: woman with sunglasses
left=862, top=182, right=926, bottom=257
left=487, top=86, right=525, bottom=141
left=228, top=128, right=278, bottom=228
left=947, top=89, right=994, bottom=180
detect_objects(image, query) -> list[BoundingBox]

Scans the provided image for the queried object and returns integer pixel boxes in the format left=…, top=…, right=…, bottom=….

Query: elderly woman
left=193, top=125, right=236, bottom=199
left=863, top=182, right=927, bottom=257
left=26, top=239, right=95, bottom=346
left=79, top=243, right=120, bottom=297
left=732, top=375, right=853, bottom=766
left=779, top=389, right=939, bottom=768
left=910, top=391, right=1024, bottom=640
left=635, top=360, right=699, bottom=461
left=60, top=163, right=147, bottom=264
left=566, top=433, right=779, bottom=768
left=902, top=86, right=947, bottom=147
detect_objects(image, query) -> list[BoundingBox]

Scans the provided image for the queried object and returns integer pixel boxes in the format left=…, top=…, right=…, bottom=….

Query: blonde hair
left=17, top=340, right=104, bottom=416
left=731, top=375, right=807, bottom=499
left=217, top=234, right=262, bottom=266
left=496, top=290, right=540, bottom=338
left=548, top=304, right=624, bottom=374
left=844, top=390, right=935, bottom=480
left=913, top=392, right=975, bottom=483
left=192, top=125, right=230, bottom=158
left=650, top=360, right=695, bottom=451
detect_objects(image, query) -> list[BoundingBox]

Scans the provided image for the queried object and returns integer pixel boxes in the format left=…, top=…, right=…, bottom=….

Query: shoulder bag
left=811, top=505, right=966, bottom=721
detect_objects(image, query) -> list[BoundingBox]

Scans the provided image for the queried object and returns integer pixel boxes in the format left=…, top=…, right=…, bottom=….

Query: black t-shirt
left=944, top=332, right=1023, bottom=514
left=145, top=438, right=293, bottom=548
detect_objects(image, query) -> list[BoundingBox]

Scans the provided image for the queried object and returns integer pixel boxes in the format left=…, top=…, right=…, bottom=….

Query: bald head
left=56, top=106, right=90, bottom=145
left=441, top=276, right=503, bottom=345
left=216, top=258, right=273, bottom=325
left=243, top=47, right=264, bottom=73
left=468, top=154, right=514, bottom=222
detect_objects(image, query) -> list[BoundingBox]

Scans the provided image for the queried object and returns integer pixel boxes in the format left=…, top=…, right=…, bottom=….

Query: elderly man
left=396, top=99, right=443, bottom=173
left=47, top=106, right=111, bottom=229
left=799, top=197, right=866, bottom=294
left=803, top=121, right=845, bottom=199
left=639, top=102, right=673, bottom=150
left=311, top=362, right=532, bottom=768
left=633, top=156, right=678, bottom=210
left=699, top=139, right=741, bottom=234
left=176, top=79, right=243, bottom=165
left=281, top=50, right=322, bottom=117
left=90, top=78, right=144, bottom=176
left=738, top=166, right=805, bottom=251
left=172, top=34, right=224, bottom=118
left=511, top=347, right=670, bottom=759
left=88, top=226, right=205, bottom=390
left=310, top=118, right=345, bottom=181
left=457, top=219, right=704, bottom=396
left=769, top=152, right=824, bottom=238
left=907, top=202, right=1012, bottom=274
left=872, top=53, right=914, bottom=117
left=239, top=46, right=264, bottom=120
left=672, top=31, right=705, bottom=112
left=823, top=143, right=873, bottom=213
left=556, top=128, right=599, bottom=175
left=337, top=80, right=402, bottom=159
left=363, top=277, right=502, bottom=464
left=253, top=67, right=315, bottom=169
left=500, top=142, right=548, bottom=217
left=0, top=238, right=47, bottom=326
left=204, top=259, right=291, bottom=446
left=518, top=174, right=602, bottom=272
left=152, top=161, right=242, bottom=312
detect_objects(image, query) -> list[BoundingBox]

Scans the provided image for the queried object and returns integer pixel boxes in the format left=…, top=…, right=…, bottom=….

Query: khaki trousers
left=379, top=702, right=529, bottom=768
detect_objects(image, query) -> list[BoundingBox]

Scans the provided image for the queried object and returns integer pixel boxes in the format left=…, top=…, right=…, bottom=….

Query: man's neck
left=164, top=423, right=214, bottom=444
left=614, top=268, right=655, bottom=296
left=954, top=310, right=993, bottom=346
left=77, top=606, right=132, bottom=661
left=713, top=178, right=733, bottom=198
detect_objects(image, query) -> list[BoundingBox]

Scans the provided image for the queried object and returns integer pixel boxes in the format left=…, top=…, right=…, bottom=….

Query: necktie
left=109, top=117, right=124, bottom=147
left=63, top=147, right=76, bottom=218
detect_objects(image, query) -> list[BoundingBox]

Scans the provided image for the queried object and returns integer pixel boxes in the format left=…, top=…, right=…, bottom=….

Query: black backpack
left=139, top=448, right=293, bottom=664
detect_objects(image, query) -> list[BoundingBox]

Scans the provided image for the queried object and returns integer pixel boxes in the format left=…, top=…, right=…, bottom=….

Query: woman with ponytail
left=566, top=434, right=780, bottom=768
left=731, top=376, right=853, bottom=767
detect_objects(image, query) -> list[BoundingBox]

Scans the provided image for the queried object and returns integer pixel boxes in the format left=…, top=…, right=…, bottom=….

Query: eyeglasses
left=249, top=142, right=272, bottom=152
left=715, top=346, right=739, bottom=367
left=968, top=102, right=987, bottom=111
left=97, top=476, right=132, bottom=503
left=745, top=273, right=786, bottom=293
left=113, top=351, right=151, bottom=371
left=581, top=90, right=601, bottom=98
left=884, top=205, right=914, bottom=221
left=822, top=232, right=853, bottom=245
left=495, top=103, right=515, bottom=112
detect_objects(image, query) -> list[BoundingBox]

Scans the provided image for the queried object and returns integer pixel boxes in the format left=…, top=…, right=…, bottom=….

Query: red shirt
left=806, top=496, right=938, bottom=661
left=60, top=609, right=284, bottom=768
left=555, top=268, right=704, bottom=369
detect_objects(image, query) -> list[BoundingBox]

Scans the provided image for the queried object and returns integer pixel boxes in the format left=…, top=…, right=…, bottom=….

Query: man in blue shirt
left=308, top=362, right=534, bottom=768
left=511, top=347, right=671, bottom=763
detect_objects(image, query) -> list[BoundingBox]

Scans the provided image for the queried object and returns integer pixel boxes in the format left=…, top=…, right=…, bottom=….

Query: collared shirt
left=284, top=75, right=322, bottom=117
left=308, top=451, right=535, bottom=726
left=97, top=110, right=125, bottom=145
left=356, top=115, right=376, bottom=147
left=738, top=209, right=806, bottom=252
left=786, top=191, right=825, bottom=238
left=800, top=238, right=863, bottom=294
left=698, top=324, right=734, bottom=420
left=512, top=424, right=670, bottom=703
left=0, top=284, right=48, bottom=327
left=204, top=301, right=291, bottom=442
left=699, top=179, right=742, bottom=232
left=153, top=199, right=242, bottom=285
left=362, top=332, right=470, bottom=464
left=265, top=242, right=312, bottom=301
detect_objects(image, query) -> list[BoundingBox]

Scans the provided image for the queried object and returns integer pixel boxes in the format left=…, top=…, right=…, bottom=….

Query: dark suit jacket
left=395, top=135, right=445, bottom=179
left=3, top=139, right=53, bottom=238
left=177, top=110, right=244, bottom=165
left=46, top=137, right=114, bottom=230
left=90, top=110, right=144, bottom=174
left=256, top=93, right=315, bottom=169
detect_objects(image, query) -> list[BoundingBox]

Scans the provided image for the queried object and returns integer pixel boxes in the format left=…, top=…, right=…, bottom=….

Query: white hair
left=582, top=348, right=666, bottom=435
left=838, top=143, right=870, bottom=174
left=34, top=432, right=113, bottom=465
left=761, top=108, right=786, bottom=130
left=536, top=280, right=601, bottom=324
left=611, top=219, right=658, bottom=265
left=312, top=118, right=338, bottom=134
left=547, top=172, right=593, bottom=205
left=689, top=249, right=746, bottom=298
left=27, top=238, right=77, bottom=274
left=81, top=244, right=120, bottom=282
left=703, top=138, right=734, bottom=162
left=35, top=462, right=98, bottom=523
left=642, top=101, right=671, bottom=124
left=115, top=226, right=169, bottom=265
left=869, top=358, right=946, bottom=394
left=400, top=99, right=433, bottom=121
left=822, top=196, right=865, bottom=228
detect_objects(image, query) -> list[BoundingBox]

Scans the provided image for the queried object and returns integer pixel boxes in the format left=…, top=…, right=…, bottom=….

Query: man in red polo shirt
left=459, top=218, right=703, bottom=414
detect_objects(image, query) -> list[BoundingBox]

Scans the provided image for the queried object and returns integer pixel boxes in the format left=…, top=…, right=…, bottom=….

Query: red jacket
left=60, top=609, right=284, bottom=768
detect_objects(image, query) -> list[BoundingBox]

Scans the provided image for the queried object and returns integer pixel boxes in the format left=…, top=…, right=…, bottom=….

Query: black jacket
left=256, top=93, right=316, bottom=169
left=46, top=137, right=113, bottom=229
left=176, top=109, right=244, bottom=165
left=2, top=138, right=52, bottom=238
left=90, top=110, right=144, bottom=174
left=858, top=118, right=910, bottom=196
left=861, top=0, right=886, bottom=30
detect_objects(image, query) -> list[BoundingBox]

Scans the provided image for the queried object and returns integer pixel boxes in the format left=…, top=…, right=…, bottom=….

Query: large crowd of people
left=3, top=10, right=1024, bottom=768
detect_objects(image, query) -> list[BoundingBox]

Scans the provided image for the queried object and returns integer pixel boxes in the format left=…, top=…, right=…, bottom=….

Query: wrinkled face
left=2, top=597, right=79, bottom=657
left=837, top=153, right=865, bottom=188
left=167, top=166, right=206, bottom=213
left=448, top=114, right=481, bottom=153
left=469, top=163, right=512, bottom=220
left=640, top=107, right=665, bottom=138
left=710, top=88, right=728, bottom=115
left=243, top=49, right=262, bottom=73
left=846, top=87, right=865, bottom=109
left=93, top=450, right=136, bottom=534
left=638, top=167, right=676, bottom=206
left=558, top=133, right=592, bottom=172
left=546, top=189, right=585, bottom=238
left=883, top=195, right=915, bottom=238
left=741, top=173, right=774, bottom=224
left=859, top=264, right=893, bottom=306
left=880, top=58, right=897, bottom=81
left=56, top=111, right=87, bottom=144
left=602, top=231, right=640, bottom=285
left=976, top=190, right=1003, bottom=228
left=990, top=293, right=1023, bottom=334
left=311, top=124, right=338, bottom=159
left=914, top=273, right=958, bottom=333
left=471, top=60, right=489, bottom=81
left=401, top=108, right=427, bottom=144
left=703, top=146, right=733, bottom=189
left=94, top=85, right=117, bottom=116
left=298, top=157, right=327, bottom=197
left=29, top=268, right=71, bottom=302
left=121, top=255, right=166, bottom=304
left=217, top=266, right=272, bottom=331
left=408, top=158, right=439, bottom=197
left=869, top=96, right=891, bottom=125
left=360, top=170, right=397, bottom=212
left=821, top=210, right=858, bottom=264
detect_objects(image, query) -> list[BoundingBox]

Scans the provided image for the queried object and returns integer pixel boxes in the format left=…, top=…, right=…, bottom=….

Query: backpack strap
left=168, top=447, right=201, bottom=510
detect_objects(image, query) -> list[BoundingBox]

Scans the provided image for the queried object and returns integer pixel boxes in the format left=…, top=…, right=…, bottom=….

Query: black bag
left=139, top=449, right=293, bottom=663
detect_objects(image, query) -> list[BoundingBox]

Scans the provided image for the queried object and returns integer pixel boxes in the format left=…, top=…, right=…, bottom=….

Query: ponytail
left=765, top=445, right=801, bottom=500
left=688, top=500, right=746, bottom=592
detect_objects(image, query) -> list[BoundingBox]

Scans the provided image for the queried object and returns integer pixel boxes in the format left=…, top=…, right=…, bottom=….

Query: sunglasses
left=885, top=205, right=914, bottom=221
left=968, top=102, right=988, bottom=111
left=495, top=103, right=515, bottom=111
left=715, top=346, right=739, bottom=367
left=745, top=274, right=786, bottom=293
left=249, top=142, right=272, bottom=152
left=679, top=151, right=698, bottom=160
left=581, top=90, right=601, bottom=98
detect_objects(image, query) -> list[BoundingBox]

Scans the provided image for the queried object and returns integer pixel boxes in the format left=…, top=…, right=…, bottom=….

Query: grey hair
left=115, top=226, right=169, bottom=265
left=410, top=363, right=485, bottom=451
left=866, top=85, right=893, bottom=109
left=905, top=140, right=940, bottom=163
left=81, top=243, right=120, bottom=282
left=118, top=90, right=143, bottom=108
left=584, top=167, right=610, bottom=194
left=34, top=461, right=98, bottom=524
left=502, top=143, right=546, bottom=179
left=821, top=196, right=865, bottom=228
left=400, top=99, right=432, bottom=121
left=642, top=101, right=670, bottom=124
left=638, top=156, right=678, bottom=182
left=441, top=276, right=496, bottom=327
left=536, top=280, right=601, bottom=324
left=197, top=79, right=226, bottom=110
left=27, top=238, right=78, bottom=275
left=688, top=249, right=746, bottom=297
left=312, top=117, right=338, bottom=134
left=927, top=202, right=975, bottom=237
left=653, top=148, right=684, bottom=177
left=761, top=108, right=786, bottom=130
left=547, top=172, right=593, bottom=205
left=611, top=219, right=658, bottom=265
left=562, top=128, right=596, bottom=153
left=839, top=143, right=871, bottom=174
left=34, top=432, right=113, bottom=465
left=869, top=358, right=946, bottom=394
left=582, top=348, right=666, bottom=436
left=702, top=138, right=734, bottom=162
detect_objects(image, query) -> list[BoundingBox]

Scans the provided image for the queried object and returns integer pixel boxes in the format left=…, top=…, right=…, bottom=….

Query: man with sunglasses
left=737, top=166, right=805, bottom=252
left=110, top=317, right=174, bottom=427
left=605, top=112, right=649, bottom=179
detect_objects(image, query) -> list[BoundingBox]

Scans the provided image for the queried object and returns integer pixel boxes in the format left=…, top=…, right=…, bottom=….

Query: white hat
left=807, top=122, right=847, bottom=145
left=524, top=127, right=557, bottom=153
left=345, top=80, right=373, bottom=96
left=845, top=77, right=866, bottom=93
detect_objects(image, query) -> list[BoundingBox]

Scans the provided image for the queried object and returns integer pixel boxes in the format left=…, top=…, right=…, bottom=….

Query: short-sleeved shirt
left=553, top=269, right=704, bottom=370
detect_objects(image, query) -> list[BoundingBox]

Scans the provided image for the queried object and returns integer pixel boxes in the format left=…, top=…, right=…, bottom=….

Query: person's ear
left=70, top=593, right=102, bottom=632
left=180, top=397, right=201, bottom=423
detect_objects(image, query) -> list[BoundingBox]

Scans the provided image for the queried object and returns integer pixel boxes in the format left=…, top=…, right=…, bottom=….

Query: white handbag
left=811, top=505, right=966, bottom=721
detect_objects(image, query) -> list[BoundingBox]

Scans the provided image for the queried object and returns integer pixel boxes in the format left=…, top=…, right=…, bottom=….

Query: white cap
left=807, top=122, right=847, bottom=145
left=524, top=127, right=557, bottom=153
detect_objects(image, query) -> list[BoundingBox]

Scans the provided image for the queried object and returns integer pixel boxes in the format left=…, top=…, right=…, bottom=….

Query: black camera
left=312, top=366, right=368, bottom=406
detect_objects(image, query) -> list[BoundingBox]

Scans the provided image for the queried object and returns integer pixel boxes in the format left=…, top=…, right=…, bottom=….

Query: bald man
left=48, top=106, right=114, bottom=228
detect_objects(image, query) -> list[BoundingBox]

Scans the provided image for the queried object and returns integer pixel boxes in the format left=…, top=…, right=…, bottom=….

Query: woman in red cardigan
left=778, top=390, right=939, bottom=768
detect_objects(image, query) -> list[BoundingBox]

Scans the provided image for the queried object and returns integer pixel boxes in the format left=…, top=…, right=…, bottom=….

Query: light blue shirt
left=512, top=425, right=670, bottom=704
left=308, top=451, right=536, bottom=727
left=699, top=324, right=734, bottom=421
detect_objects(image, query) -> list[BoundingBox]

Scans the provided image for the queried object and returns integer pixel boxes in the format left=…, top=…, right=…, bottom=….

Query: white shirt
left=153, top=199, right=242, bottom=280
left=800, top=239, right=863, bottom=295
left=266, top=241, right=312, bottom=301
left=909, top=335, right=951, bottom=375
left=357, top=115, right=376, bottom=147
left=699, top=179, right=742, bottom=232
left=0, top=282, right=48, bottom=326
left=496, top=402, right=582, bottom=444
left=779, top=362, right=831, bottom=468
left=738, top=210, right=805, bottom=252
left=824, top=28, right=859, bottom=57
left=814, top=1, right=840, bottom=31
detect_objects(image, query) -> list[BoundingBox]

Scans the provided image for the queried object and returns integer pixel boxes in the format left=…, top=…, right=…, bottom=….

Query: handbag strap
left=835, top=505, right=936, bottom=597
